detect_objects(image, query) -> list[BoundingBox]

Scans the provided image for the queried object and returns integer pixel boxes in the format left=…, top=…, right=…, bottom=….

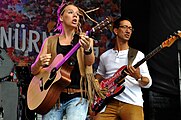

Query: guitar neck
left=133, top=45, right=163, bottom=68
left=54, top=17, right=113, bottom=70
left=55, top=42, right=81, bottom=70
left=116, top=45, right=163, bottom=83
left=55, top=30, right=93, bottom=70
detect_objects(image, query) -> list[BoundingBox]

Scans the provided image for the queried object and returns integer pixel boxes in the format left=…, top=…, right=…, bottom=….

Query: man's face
left=115, top=20, right=133, bottom=41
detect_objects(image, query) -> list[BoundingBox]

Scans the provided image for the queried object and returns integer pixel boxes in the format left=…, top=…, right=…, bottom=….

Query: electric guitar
left=92, top=31, right=181, bottom=113
left=27, top=17, right=113, bottom=115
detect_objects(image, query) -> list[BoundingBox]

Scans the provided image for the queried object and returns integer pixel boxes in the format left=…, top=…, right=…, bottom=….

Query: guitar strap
left=128, top=47, right=138, bottom=65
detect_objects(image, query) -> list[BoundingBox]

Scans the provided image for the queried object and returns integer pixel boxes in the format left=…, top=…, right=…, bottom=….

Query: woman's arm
left=84, top=38, right=95, bottom=66
left=31, top=38, right=49, bottom=75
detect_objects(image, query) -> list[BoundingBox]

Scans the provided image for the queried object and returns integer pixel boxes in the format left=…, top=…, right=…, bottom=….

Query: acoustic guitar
left=27, top=17, right=113, bottom=115
left=91, top=31, right=181, bottom=113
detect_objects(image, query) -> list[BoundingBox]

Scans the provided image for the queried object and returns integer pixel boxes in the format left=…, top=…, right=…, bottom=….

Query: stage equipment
left=0, top=81, right=18, bottom=120
left=0, top=48, right=14, bottom=79
left=15, top=65, right=35, bottom=120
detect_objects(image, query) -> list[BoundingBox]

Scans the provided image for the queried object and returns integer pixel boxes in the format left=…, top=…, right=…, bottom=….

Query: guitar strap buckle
left=63, top=88, right=84, bottom=94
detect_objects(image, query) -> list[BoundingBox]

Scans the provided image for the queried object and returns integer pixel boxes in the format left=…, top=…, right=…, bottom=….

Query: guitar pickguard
left=44, top=67, right=57, bottom=90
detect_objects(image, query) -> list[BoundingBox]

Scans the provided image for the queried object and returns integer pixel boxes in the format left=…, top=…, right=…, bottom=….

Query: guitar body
left=27, top=54, right=71, bottom=115
left=92, top=65, right=127, bottom=113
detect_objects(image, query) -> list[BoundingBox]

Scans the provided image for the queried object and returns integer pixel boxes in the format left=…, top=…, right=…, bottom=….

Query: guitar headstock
left=93, top=17, right=112, bottom=32
left=86, top=17, right=112, bottom=36
left=162, top=30, right=181, bottom=48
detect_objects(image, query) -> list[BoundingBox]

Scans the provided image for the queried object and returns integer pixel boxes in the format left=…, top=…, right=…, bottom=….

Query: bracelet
left=84, top=47, right=92, bottom=55
left=136, top=75, right=142, bottom=82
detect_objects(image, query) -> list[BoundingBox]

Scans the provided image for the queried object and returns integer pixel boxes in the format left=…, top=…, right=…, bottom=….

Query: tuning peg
left=104, top=27, right=108, bottom=30
left=171, top=30, right=181, bottom=38
left=177, top=30, right=181, bottom=33
left=173, top=32, right=178, bottom=35
left=176, top=30, right=181, bottom=38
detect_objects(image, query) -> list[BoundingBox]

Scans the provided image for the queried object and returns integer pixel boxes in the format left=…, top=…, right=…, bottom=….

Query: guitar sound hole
left=50, top=68, right=57, bottom=78
left=44, top=68, right=57, bottom=90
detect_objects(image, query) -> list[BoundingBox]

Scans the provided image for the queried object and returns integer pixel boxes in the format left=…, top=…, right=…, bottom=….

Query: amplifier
left=0, top=81, right=18, bottom=120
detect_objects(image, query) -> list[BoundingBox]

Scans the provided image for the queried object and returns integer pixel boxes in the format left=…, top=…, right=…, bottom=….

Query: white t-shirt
left=96, top=48, right=152, bottom=107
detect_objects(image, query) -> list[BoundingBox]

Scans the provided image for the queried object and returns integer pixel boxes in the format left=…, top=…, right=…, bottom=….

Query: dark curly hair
left=113, top=16, right=133, bottom=29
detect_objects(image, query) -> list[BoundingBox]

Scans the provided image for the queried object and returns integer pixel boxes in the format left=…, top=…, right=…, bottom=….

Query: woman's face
left=60, top=5, right=80, bottom=28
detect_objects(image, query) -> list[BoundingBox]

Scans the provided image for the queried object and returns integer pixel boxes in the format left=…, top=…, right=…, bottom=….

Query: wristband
left=84, top=47, right=92, bottom=55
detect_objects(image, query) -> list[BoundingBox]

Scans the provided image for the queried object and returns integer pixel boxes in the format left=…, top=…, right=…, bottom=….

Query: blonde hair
left=55, top=0, right=99, bottom=34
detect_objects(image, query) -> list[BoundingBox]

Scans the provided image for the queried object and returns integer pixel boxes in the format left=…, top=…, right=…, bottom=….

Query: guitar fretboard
left=55, top=41, right=81, bottom=70
left=55, top=30, right=93, bottom=70
left=134, top=45, right=163, bottom=68
left=54, top=17, right=113, bottom=70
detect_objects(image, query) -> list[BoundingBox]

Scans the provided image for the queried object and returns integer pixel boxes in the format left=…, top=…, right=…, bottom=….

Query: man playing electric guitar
left=94, top=17, right=152, bottom=120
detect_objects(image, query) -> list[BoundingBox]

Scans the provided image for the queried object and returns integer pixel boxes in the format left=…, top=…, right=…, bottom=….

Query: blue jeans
left=42, top=97, right=88, bottom=120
